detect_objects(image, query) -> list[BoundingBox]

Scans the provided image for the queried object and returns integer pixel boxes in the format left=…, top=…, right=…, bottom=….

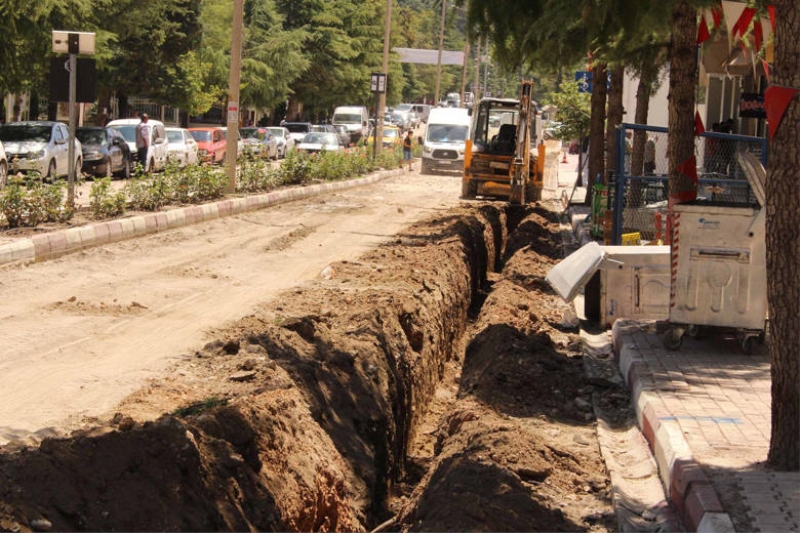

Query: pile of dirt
left=0, top=201, right=619, bottom=532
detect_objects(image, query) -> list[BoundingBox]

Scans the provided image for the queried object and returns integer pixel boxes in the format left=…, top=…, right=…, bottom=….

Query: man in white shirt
left=136, top=113, right=150, bottom=172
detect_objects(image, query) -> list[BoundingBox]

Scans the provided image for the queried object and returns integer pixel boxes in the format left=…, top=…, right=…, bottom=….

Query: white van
left=107, top=118, right=168, bottom=172
left=332, top=106, right=370, bottom=145
left=421, top=107, right=471, bottom=174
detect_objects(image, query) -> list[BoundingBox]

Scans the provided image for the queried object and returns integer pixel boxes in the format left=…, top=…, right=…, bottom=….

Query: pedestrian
left=644, top=136, right=656, bottom=175
left=136, top=113, right=150, bottom=172
left=403, top=130, right=413, bottom=171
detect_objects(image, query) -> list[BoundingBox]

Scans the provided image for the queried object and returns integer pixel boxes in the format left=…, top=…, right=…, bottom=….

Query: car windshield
left=384, top=128, right=399, bottom=139
left=0, top=125, right=51, bottom=142
left=268, top=128, right=285, bottom=139
left=427, top=125, right=468, bottom=143
left=333, top=113, right=361, bottom=123
left=190, top=130, right=211, bottom=142
left=109, top=125, right=136, bottom=143
left=167, top=130, right=184, bottom=143
left=240, top=128, right=264, bottom=140
left=76, top=129, right=106, bottom=145
left=302, top=133, right=338, bottom=145
left=285, top=124, right=310, bottom=133
left=394, top=104, right=413, bottom=112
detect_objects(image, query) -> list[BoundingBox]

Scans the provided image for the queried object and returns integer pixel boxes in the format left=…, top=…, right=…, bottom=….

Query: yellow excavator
left=461, top=80, right=540, bottom=204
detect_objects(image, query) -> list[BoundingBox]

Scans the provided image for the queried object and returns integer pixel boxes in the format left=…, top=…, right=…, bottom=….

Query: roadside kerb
left=0, top=168, right=405, bottom=267
left=613, top=320, right=735, bottom=533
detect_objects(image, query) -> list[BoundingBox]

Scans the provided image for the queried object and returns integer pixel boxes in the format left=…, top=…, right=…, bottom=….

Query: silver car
left=0, top=121, right=82, bottom=179
left=268, top=127, right=294, bottom=158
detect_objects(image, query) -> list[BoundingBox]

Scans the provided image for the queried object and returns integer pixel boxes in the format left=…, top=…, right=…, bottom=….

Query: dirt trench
left=0, top=202, right=619, bottom=532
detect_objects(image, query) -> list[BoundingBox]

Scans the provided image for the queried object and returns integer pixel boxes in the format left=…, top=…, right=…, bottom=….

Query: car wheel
left=0, top=161, right=7, bottom=189
left=46, top=159, right=56, bottom=179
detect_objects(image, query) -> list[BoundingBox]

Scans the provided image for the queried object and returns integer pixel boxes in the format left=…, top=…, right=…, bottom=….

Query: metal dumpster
left=664, top=153, right=767, bottom=353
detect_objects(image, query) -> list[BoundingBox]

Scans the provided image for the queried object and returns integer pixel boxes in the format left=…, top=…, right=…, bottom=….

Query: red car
left=188, top=127, right=226, bottom=164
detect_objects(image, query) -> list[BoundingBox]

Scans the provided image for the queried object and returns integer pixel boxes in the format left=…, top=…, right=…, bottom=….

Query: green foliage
left=89, top=178, right=127, bottom=219
left=548, top=81, right=591, bottom=141
left=0, top=174, right=74, bottom=228
left=173, top=396, right=229, bottom=417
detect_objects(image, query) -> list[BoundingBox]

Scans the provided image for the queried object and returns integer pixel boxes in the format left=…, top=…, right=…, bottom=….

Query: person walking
left=136, top=113, right=151, bottom=172
left=403, top=130, right=413, bottom=171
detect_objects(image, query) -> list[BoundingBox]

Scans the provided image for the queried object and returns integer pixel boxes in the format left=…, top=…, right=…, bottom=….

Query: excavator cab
left=462, top=81, right=539, bottom=203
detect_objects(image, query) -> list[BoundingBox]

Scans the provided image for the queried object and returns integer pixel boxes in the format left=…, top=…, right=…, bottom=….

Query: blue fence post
left=613, top=125, right=627, bottom=245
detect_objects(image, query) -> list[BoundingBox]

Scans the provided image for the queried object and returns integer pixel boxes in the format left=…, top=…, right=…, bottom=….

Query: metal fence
left=611, top=123, right=767, bottom=244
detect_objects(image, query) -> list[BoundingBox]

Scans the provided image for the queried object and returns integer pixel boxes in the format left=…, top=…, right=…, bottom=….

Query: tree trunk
left=667, top=1, right=698, bottom=219
left=629, top=61, right=658, bottom=208
left=766, top=0, right=800, bottom=472
left=605, top=64, right=625, bottom=180
left=587, top=62, right=607, bottom=205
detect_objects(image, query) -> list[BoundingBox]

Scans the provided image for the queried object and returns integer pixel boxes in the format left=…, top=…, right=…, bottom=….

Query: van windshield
left=333, top=113, right=361, bottom=124
left=108, top=125, right=136, bottom=143
left=427, top=125, right=468, bottom=143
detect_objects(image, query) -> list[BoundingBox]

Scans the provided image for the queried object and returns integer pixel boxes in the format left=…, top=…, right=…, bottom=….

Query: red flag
left=761, top=59, right=770, bottom=83
left=711, top=4, right=722, bottom=28
left=765, top=85, right=799, bottom=140
left=767, top=5, right=776, bottom=30
left=733, top=7, right=757, bottom=39
left=697, top=14, right=711, bottom=44
left=694, top=111, right=705, bottom=136
left=753, top=19, right=763, bottom=52
left=672, top=155, right=699, bottom=204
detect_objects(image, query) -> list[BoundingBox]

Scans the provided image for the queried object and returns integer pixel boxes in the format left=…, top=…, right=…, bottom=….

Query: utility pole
left=225, top=0, right=244, bottom=193
left=474, top=36, right=481, bottom=102
left=459, top=37, right=469, bottom=106
left=375, top=0, right=391, bottom=158
left=434, top=0, right=447, bottom=105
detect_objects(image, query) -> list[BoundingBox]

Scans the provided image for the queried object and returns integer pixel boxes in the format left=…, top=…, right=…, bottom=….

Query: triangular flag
left=767, top=5, right=775, bottom=30
left=764, top=84, right=798, bottom=140
left=761, top=17, right=773, bottom=46
left=694, top=111, right=705, bottom=136
left=721, top=1, right=747, bottom=50
left=761, top=59, right=770, bottom=83
left=697, top=14, right=711, bottom=44
left=753, top=19, right=763, bottom=53
left=733, top=7, right=757, bottom=40
left=711, top=4, right=723, bottom=28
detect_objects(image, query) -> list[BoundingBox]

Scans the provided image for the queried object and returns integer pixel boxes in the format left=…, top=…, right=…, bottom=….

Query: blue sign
left=575, top=71, right=592, bottom=93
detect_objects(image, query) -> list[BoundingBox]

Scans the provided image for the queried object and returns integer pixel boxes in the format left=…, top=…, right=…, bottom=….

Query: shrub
left=89, top=178, right=127, bottom=219
left=0, top=174, right=74, bottom=228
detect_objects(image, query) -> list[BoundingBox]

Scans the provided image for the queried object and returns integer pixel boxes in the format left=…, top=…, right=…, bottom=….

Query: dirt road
left=0, top=171, right=461, bottom=446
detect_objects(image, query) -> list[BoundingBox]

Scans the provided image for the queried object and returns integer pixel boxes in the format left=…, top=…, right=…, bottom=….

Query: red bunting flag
left=694, top=111, right=705, bottom=136
left=672, top=155, right=699, bottom=203
left=697, top=14, right=711, bottom=44
left=767, top=5, right=775, bottom=30
left=753, top=19, right=763, bottom=52
left=761, top=59, right=770, bottom=83
left=734, top=7, right=757, bottom=39
left=711, top=4, right=722, bottom=28
left=764, top=85, right=798, bottom=140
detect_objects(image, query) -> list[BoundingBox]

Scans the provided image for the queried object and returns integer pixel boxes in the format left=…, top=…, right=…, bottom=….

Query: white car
left=296, top=132, right=345, bottom=154
left=107, top=117, right=169, bottom=172
left=268, top=127, right=294, bottom=158
left=166, top=127, right=199, bottom=168
left=0, top=121, right=82, bottom=179
left=0, top=140, right=7, bottom=188
left=240, top=127, right=278, bottom=160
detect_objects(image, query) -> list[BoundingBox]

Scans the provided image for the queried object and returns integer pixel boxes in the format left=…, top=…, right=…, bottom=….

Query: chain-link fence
left=611, top=123, right=767, bottom=244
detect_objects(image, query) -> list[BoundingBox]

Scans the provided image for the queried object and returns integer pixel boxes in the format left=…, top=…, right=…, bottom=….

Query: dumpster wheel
left=662, top=327, right=684, bottom=351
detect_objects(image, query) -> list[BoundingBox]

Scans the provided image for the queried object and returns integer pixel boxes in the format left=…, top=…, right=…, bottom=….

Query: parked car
left=75, top=126, right=133, bottom=178
left=219, top=127, right=243, bottom=159
left=296, top=132, right=345, bottom=154
left=393, top=104, right=420, bottom=128
left=166, top=127, right=199, bottom=168
left=311, top=124, right=350, bottom=148
left=0, top=121, right=82, bottom=179
left=282, top=122, right=313, bottom=145
left=240, top=127, right=278, bottom=159
left=367, top=125, right=401, bottom=147
left=106, top=118, right=168, bottom=172
left=267, top=127, right=294, bottom=158
left=383, top=112, right=408, bottom=132
left=0, top=141, right=8, bottom=189
left=188, top=127, right=226, bottom=164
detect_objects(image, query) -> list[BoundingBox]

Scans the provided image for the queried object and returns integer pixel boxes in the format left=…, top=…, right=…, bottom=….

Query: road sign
left=227, top=101, right=239, bottom=123
left=370, top=73, right=387, bottom=93
left=575, top=71, right=593, bottom=93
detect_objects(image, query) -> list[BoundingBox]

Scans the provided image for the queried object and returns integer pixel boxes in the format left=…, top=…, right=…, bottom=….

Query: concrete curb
left=0, top=168, right=405, bottom=267
left=612, top=320, right=735, bottom=533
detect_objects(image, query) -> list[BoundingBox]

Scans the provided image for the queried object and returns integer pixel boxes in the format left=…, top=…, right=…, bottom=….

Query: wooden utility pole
left=434, top=0, right=446, bottom=105
left=225, top=0, right=244, bottom=193
left=375, top=0, right=391, bottom=157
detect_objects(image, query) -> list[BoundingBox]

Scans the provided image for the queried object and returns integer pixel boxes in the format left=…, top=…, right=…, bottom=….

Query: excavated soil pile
left=0, top=203, right=617, bottom=533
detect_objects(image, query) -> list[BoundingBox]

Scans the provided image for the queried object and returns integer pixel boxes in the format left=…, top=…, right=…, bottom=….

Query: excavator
left=461, top=80, right=540, bottom=204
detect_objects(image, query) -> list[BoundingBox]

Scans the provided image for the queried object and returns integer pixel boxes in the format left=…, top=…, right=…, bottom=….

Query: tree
left=548, top=80, right=591, bottom=183
left=766, top=0, right=800, bottom=472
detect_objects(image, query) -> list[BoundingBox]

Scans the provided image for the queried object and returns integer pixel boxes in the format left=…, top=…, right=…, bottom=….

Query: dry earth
left=0, top=174, right=645, bottom=532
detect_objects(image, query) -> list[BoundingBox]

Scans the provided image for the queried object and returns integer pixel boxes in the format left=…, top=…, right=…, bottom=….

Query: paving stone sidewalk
left=613, top=320, right=799, bottom=532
